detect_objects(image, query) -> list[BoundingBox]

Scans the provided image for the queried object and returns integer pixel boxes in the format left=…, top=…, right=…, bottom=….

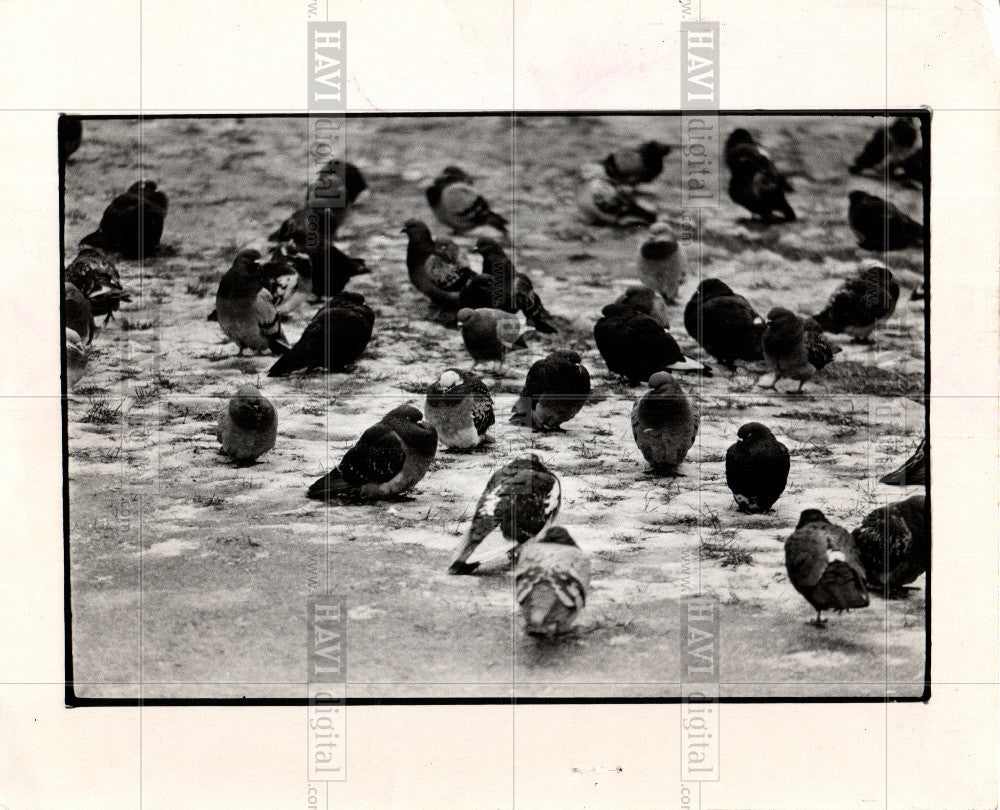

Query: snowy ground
left=64, top=115, right=927, bottom=699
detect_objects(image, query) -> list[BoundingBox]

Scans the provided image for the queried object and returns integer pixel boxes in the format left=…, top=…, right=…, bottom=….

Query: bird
left=425, top=167, right=508, bottom=234
left=65, top=328, right=88, bottom=388
left=401, top=219, right=474, bottom=310
left=811, top=262, right=900, bottom=341
left=448, top=454, right=561, bottom=575
left=456, top=308, right=530, bottom=372
left=64, top=282, right=95, bottom=347
left=724, top=129, right=796, bottom=223
left=879, top=437, right=927, bottom=486
left=301, top=232, right=369, bottom=298
left=260, top=241, right=311, bottom=313
left=466, top=238, right=557, bottom=333
left=215, top=249, right=290, bottom=356
left=64, top=247, right=131, bottom=322
left=511, top=351, right=591, bottom=431
left=785, top=509, right=870, bottom=626
left=80, top=180, right=168, bottom=259
left=637, top=222, right=687, bottom=303
left=423, top=368, right=495, bottom=450
left=59, top=115, right=83, bottom=165
left=761, top=308, right=838, bottom=390
left=216, top=385, right=278, bottom=465
left=579, top=166, right=657, bottom=226
left=631, top=372, right=699, bottom=474
left=613, top=286, right=670, bottom=328
left=683, top=278, right=765, bottom=369
left=267, top=292, right=374, bottom=376
left=268, top=161, right=368, bottom=242
left=306, top=404, right=438, bottom=502
left=725, top=423, right=790, bottom=513
left=594, top=303, right=708, bottom=385
left=602, top=140, right=672, bottom=186
left=848, top=190, right=923, bottom=251
left=515, top=527, right=591, bottom=639
left=849, top=117, right=922, bottom=178
left=852, top=495, right=928, bottom=596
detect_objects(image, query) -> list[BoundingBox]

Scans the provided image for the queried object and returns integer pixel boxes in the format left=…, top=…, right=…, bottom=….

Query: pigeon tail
left=306, top=469, right=351, bottom=501
left=266, top=350, right=299, bottom=376
left=207, top=309, right=218, bottom=322
left=484, top=211, right=509, bottom=233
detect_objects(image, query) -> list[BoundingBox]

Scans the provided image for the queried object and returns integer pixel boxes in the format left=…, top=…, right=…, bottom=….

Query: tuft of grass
left=81, top=396, right=127, bottom=425
left=185, top=280, right=212, bottom=298
left=701, top=535, right=754, bottom=567
left=118, top=316, right=160, bottom=332
left=193, top=493, right=226, bottom=509
left=823, top=360, right=924, bottom=398
left=133, top=384, right=158, bottom=405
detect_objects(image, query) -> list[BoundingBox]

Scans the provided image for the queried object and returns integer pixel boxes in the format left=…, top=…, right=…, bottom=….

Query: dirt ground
left=64, top=114, right=927, bottom=700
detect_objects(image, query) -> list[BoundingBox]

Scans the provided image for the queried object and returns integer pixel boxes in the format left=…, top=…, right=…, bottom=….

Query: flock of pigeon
left=62, top=116, right=928, bottom=639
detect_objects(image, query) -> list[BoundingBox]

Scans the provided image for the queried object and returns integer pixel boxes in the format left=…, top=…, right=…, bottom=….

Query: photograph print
left=61, top=111, right=929, bottom=702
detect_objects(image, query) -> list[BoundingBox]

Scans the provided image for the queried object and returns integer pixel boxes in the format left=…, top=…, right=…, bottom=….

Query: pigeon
left=602, top=140, right=672, bottom=186
left=401, top=219, right=474, bottom=310
left=511, top=351, right=591, bottom=431
left=456, top=308, right=530, bottom=371
left=852, top=495, right=928, bottom=596
left=64, top=247, right=130, bottom=322
left=631, top=372, right=699, bottom=474
left=761, top=308, right=838, bottom=390
left=59, top=115, right=83, bottom=165
left=638, top=223, right=687, bottom=303
left=267, top=292, right=374, bottom=376
left=594, top=303, right=708, bottom=385
left=879, top=437, right=927, bottom=486
left=268, top=161, right=368, bottom=242
left=216, top=385, right=278, bottom=465
left=80, top=180, right=168, bottom=259
left=65, top=329, right=88, bottom=388
left=579, top=167, right=657, bottom=226
left=425, top=167, right=508, bottom=234
left=515, top=527, right=591, bottom=639
left=725, top=423, right=790, bottom=513
left=848, top=190, right=923, bottom=251
left=467, top=238, right=558, bottom=334
left=306, top=404, right=438, bottom=502
left=724, top=129, right=796, bottom=223
left=613, top=286, right=670, bottom=328
left=260, top=241, right=311, bottom=313
left=849, top=117, right=922, bottom=178
left=785, top=509, right=869, bottom=626
left=448, top=454, right=561, bottom=575
left=301, top=230, right=369, bottom=298
left=215, top=249, right=291, bottom=356
left=812, top=262, right=900, bottom=341
left=424, top=368, right=495, bottom=450
left=683, top=278, right=765, bottom=369
left=64, top=282, right=95, bottom=346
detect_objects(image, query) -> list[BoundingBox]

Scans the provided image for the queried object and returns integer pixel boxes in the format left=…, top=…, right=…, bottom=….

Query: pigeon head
left=335, top=291, right=367, bottom=306
left=439, top=165, right=472, bottom=184
left=384, top=405, right=438, bottom=453
left=229, top=385, right=272, bottom=429
left=600, top=302, right=633, bottom=319
left=696, top=278, right=736, bottom=300
left=456, top=308, right=475, bottom=325
left=550, top=350, right=582, bottom=365
left=127, top=180, right=158, bottom=194
left=648, top=221, right=677, bottom=240
left=726, top=128, right=755, bottom=148
left=737, top=422, right=775, bottom=443
left=344, top=162, right=368, bottom=203
left=848, top=190, right=872, bottom=207
left=473, top=237, right=504, bottom=256
left=235, top=248, right=263, bottom=263
left=647, top=371, right=680, bottom=391
left=436, top=369, right=464, bottom=391
left=766, top=307, right=797, bottom=325
left=401, top=218, right=431, bottom=236
left=796, top=509, right=829, bottom=529
left=538, top=526, right=578, bottom=547
left=639, top=140, right=672, bottom=160
left=888, top=117, right=918, bottom=148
